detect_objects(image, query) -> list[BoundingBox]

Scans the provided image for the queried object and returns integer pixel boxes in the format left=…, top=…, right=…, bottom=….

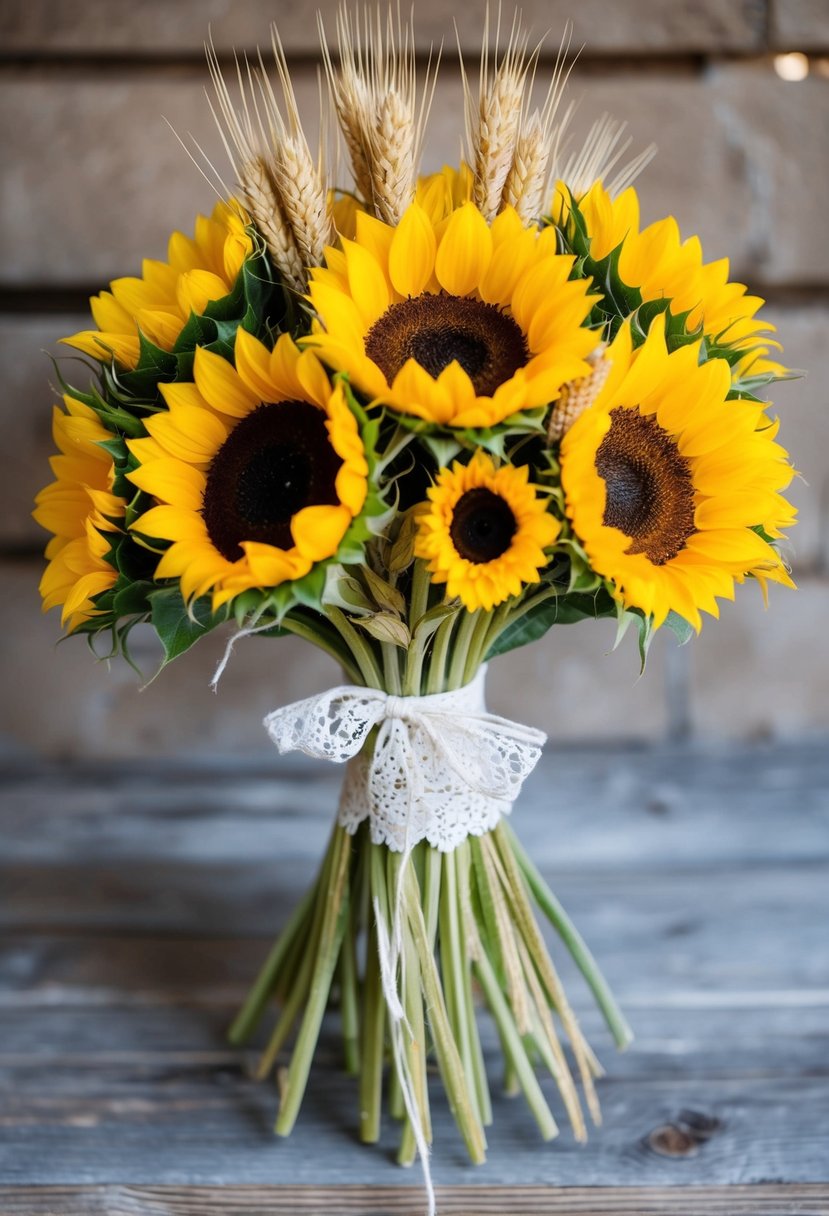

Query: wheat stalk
left=559, top=113, right=656, bottom=199
left=246, top=156, right=307, bottom=291
left=258, top=28, right=333, bottom=268
left=547, top=344, right=611, bottom=442
left=462, top=8, right=533, bottom=222
left=501, top=25, right=576, bottom=223
left=205, top=38, right=307, bottom=291
left=319, top=7, right=375, bottom=204
left=321, top=4, right=438, bottom=224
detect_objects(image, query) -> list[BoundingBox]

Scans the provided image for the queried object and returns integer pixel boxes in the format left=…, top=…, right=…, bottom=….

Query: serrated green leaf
left=149, top=587, right=223, bottom=665
left=112, top=579, right=155, bottom=616
left=173, top=311, right=218, bottom=353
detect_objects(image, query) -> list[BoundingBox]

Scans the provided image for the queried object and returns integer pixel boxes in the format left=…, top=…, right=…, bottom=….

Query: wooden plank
left=0, top=0, right=769, bottom=57
left=2, top=1184, right=829, bottom=1216
left=1, top=1000, right=827, bottom=1081
left=3, top=744, right=829, bottom=867
left=1, top=860, right=827, bottom=997
left=0, top=1059, right=827, bottom=1184
left=1, top=65, right=827, bottom=289
left=771, top=0, right=829, bottom=49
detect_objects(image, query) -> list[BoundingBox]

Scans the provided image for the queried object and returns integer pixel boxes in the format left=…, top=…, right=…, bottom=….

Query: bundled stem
left=231, top=577, right=629, bottom=1165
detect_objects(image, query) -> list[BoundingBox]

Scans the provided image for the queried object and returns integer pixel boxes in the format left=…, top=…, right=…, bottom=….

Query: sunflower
left=306, top=200, right=599, bottom=430
left=414, top=451, right=560, bottom=611
left=63, top=201, right=253, bottom=370
left=128, top=329, right=370, bottom=612
left=34, top=395, right=124, bottom=631
left=560, top=317, right=796, bottom=631
left=553, top=180, right=785, bottom=379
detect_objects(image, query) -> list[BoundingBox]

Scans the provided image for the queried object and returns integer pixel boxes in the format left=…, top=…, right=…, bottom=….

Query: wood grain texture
left=1, top=1061, right=827, bottom=1184
left=4, top=743, right=828, bottom=867
left=0, top=0, right=769, bottom=57
left=2, top=1185, right=829, bottom=1215
left=0, top=746, right=827, bottom=1198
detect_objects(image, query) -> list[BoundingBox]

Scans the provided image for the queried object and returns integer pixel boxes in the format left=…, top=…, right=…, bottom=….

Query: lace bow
left=263, top=666, right=546, bottom=852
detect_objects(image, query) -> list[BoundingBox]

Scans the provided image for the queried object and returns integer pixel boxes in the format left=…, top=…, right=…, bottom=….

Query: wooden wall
left=1, top=0, right=827, bottom=758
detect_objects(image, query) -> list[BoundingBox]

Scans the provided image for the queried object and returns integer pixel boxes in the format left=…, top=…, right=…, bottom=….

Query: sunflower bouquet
left=35, top=6, right=796, bottom=1200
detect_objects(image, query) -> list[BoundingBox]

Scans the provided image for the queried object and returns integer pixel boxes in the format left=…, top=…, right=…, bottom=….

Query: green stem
left=397, top=909, right=432, bottom=1165
left=359, top=910, right=385, bottom=1143
left=476, top=599, right=514, bottom=662
left=275, top=828, right=352, bottom=1136
left=281, top=613, right=362, bottom=684
left=502, top=822, right=633, bottom=1050
left=325, top=606, right=383, bottom=688
left=426, top=609, right=456, bottom=694
left=339, top=896, right=361, bottom=1076
left=404, top=569, right=432, bottom=696
left=381, top=642, right=402, bottom=695
left=255, top=828, right=339, bottom=1080
left=422, top=845, right=442, bottom=948
left=372, top=847, right=402, bottom=1123
left=440, top=850, right=483, bottom=1129
left=473, top=946, right=558, bottom=1141
left=228, top=879, right=318, bottom=1045
left=456, top=841, right=493, bottom=1128
left=408, top=558, right=431, bottom=633
left=404, top=866, right=486, bottom=1164
left=447, top=610, right=479, bottom=689
left=463, top=610, right=493, bottom=685
left=255, top=944, right=314, bottom=1080
left=469, top=838, right=506, bottom=988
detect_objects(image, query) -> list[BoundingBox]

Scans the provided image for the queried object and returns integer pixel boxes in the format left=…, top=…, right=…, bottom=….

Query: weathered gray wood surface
left=1, top=743, right=828, bottom=1211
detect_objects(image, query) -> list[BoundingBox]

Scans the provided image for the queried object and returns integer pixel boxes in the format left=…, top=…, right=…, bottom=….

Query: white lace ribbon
left=263, top=666, right=546, bottom=852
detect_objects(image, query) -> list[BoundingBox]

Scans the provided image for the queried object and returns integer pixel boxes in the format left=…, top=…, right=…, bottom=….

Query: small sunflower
left=414, top=451, right=560, bottom=611
left=34, top=395, right=124, bottom=630
left=306, top=199, right=598, bottom=430
left=560, top=317, right=796, bottom=631
left=63, top=201, right=253, bottom=370
left=553, top=180, right=785, bottom=380
left=128, top=329, right=370, bottom=612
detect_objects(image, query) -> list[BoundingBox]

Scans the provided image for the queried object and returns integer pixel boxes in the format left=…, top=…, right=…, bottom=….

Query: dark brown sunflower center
left=450, top=487, right=517, bottom=564
left=364, top=292, right=529, bottom=395
left=202, top=400, right=342, bottom=561
left=595, top=407, right=696, bottom=565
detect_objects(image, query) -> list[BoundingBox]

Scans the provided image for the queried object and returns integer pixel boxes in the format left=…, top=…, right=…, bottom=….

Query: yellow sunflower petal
left=388, top=203, right=437, bottom=298
left=434, top=203, right=493, bottom=297
left=193, top=346, right=259, bottom=418
left=291, top=503, right=352, bottom=561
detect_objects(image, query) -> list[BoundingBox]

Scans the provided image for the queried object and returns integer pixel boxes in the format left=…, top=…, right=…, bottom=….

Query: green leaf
left=664, top=609, right=695, bottom=647
left=149, top=587, right=224, bottom=665
left=173, top=311, right=218, bottom=353
left=486, top=588, right=616, bottom=659
left=112, top=579, right=155, bottom=617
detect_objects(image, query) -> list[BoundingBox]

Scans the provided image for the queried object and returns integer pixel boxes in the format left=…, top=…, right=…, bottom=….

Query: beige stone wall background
left=1, top=0, right=827, bottom=760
